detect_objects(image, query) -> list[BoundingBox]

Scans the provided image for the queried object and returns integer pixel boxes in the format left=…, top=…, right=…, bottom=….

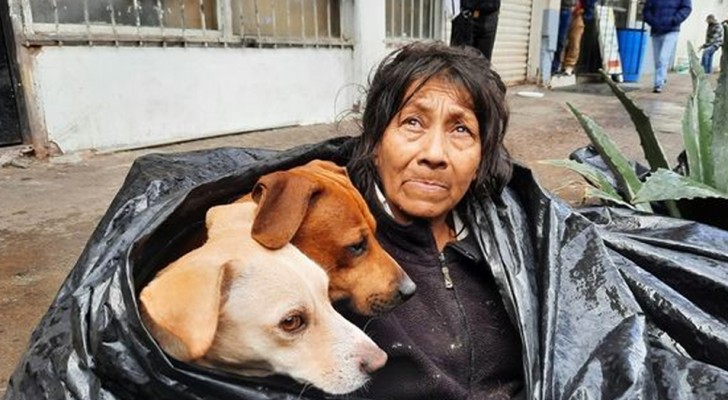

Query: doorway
left=0, top=3, right=22, bottom=147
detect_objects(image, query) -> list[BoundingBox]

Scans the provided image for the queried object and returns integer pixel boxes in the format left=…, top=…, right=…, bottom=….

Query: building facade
left=3, top=0, right=724, bottom=155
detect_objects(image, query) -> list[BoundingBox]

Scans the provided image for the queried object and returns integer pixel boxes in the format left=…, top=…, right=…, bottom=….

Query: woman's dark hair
left=347, top=42, right=512, bottom=200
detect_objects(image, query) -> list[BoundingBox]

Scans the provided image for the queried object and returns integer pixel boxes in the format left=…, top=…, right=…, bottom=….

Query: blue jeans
left=702, top=47, right=717, bottom=73
left=652, top=31, right=679, bottom=88
left=551, top=8, right=573, bottom=74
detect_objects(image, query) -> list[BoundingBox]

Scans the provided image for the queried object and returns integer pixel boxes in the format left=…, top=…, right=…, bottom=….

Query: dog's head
left=139, top=203, right=387, bottom=395
left=249, top=160, right=416, bottom=316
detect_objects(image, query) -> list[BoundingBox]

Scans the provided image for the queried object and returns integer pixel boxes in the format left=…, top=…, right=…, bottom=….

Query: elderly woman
left=6, top=42, right=728, bottom=400
left=345, top=43, right=523, bottom=399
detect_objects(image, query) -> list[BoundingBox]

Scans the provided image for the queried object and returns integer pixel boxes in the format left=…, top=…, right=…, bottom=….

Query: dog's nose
left=397, top=276, right=417, bottom=302
left=360, top=349, right=388, bottom=374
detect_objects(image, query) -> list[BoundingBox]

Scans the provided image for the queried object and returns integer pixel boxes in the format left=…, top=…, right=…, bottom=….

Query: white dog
left=139, top=202, right=387, bottom=394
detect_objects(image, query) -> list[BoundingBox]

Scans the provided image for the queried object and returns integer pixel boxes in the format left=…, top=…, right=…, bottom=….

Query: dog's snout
left=360, top=349, right=388, bottom=374
left=397, top=276, right=417, bottom=302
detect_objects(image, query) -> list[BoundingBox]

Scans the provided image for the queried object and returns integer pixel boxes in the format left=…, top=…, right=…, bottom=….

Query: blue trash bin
left=617, top=28, right=648, bottom=83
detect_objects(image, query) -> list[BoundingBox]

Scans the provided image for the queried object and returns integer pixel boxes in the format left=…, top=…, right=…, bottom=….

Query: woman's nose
left=417, top=129, right=448, bottom=168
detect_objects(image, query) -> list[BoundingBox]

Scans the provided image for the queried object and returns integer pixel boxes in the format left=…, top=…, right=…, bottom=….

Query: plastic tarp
left=5, top=137, right=728, bottom=399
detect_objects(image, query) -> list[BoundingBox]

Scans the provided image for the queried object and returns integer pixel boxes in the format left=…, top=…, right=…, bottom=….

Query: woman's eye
left=403, top=117, right=422, bottom=128
left=279, top=314, right=306, bottom=333
left=347, top=239, right=368, bottom=257
left=454, top=125, right=471, bottom=135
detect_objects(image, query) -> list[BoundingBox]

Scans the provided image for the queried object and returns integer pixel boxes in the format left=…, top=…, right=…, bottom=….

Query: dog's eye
left=279, top=314, right=306, bottom=333
left=347, top=239, right=367, bottom=257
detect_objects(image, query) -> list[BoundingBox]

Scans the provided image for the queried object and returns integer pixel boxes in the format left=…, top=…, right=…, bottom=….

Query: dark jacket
left=5, top=137, right=728, bottom=400
left=343, top=197, right=524, bottom=399
left=703, top=22, right=724, bottom=50
left=643, top=0, right=692, bottom=35
left=461, top=0, right=500, bottom=14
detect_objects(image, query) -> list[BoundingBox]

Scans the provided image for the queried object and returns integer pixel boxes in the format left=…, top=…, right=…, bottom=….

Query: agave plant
left=543, top=31, right=728, bottom=222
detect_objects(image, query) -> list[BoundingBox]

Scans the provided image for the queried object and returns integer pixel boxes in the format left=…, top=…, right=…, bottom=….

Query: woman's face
left=374, top=77, right=481, bottom=225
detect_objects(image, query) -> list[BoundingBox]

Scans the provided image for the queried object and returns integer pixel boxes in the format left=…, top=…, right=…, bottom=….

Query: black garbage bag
left=5, top=137, right=728, bottom=400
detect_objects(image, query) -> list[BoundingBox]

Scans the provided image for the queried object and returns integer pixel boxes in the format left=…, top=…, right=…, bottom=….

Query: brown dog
left=140, top=202, right=387, bottom=394
left=239, top=160, right=416, bottom=316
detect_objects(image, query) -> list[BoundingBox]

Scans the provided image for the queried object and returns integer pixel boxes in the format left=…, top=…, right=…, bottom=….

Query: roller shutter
left=491, top=0, right=533, bottom=84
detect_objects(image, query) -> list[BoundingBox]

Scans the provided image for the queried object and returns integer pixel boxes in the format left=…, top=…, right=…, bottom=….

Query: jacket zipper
left=438, top=252, right=454, bottom=289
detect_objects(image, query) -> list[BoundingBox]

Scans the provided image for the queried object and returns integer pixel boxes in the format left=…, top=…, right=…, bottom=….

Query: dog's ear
left=139, top=260, right=234, bottom=362
left=251, top=171, right=322, bottom=249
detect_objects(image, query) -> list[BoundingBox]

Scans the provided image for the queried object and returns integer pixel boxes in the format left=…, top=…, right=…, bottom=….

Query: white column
left=351, top=0, right=388, bottom=89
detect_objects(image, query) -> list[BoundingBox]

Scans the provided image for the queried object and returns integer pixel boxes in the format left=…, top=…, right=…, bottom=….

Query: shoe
left=653, top=86, right=663, bottom=93
left=564, top=66, right=574, bottom=76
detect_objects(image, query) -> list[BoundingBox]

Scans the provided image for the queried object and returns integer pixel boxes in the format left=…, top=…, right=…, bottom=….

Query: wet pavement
left=0, top=72, right=698, bottom=394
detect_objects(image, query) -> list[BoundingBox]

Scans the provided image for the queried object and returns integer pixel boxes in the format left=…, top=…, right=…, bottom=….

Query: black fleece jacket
left=347, top=197, right=524, bottom=400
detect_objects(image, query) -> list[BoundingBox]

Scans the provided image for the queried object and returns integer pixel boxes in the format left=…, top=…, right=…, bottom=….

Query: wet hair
left=347, top=42, right=512, bottom=201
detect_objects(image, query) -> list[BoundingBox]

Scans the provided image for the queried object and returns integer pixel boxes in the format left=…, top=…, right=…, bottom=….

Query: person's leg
left=702, top=47, right=715, bottom=73
left=652, top=32, right=678, bottom=90
left=552, top=8, right=573, bottom=74
left=562, top=12, right=585, bottom=74
left=474, top=12, right=499, bottom=60
left=652, top=34, right=666, bottom=89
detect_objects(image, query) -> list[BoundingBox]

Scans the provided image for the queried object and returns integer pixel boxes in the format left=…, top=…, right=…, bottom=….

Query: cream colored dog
left=139, top=202, right=387, bottom=394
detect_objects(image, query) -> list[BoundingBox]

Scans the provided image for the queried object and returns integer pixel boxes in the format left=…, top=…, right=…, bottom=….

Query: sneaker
left=653, top=86, right=663, bottom=93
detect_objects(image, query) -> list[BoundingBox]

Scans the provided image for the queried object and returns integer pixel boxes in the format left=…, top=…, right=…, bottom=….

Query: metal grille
left=385, top=0, right=444, bottom=42
left=18, top=0, right=347, bottom=47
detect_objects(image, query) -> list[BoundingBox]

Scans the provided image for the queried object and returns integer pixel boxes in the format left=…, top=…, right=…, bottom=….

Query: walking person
left=449, top=0, right=501, bottom=60
left=552, top=0, right=577, bottom=75
left=700, top=14, right=724, bottom=74
left=561, top=0, right=586, bottom=75
left=643, top=0, right=692, bottom=93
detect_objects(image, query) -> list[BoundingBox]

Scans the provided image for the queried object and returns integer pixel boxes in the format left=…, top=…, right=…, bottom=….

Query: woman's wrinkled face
left=374, top=77, right=481, bottom=225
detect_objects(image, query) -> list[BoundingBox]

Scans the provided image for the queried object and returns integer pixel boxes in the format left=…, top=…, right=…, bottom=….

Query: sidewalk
left=0, top=72, right=696, bottom=393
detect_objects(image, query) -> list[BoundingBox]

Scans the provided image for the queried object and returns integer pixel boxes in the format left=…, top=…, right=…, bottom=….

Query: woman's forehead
left=401, top=76, right=474, bottom=110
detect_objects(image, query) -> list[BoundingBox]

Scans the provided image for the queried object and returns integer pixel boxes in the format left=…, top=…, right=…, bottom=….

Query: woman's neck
left=430, top=217, right=454, bottom=252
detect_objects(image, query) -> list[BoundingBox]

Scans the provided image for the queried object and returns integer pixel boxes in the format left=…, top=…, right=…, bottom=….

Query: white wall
left=33, top=46, right=355, bottom=153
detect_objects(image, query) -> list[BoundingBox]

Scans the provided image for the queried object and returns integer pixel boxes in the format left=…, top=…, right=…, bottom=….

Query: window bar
left=108, top=0, right=119, bottom=46
left=253, top=0, right=262, bottom=46
left=429, top=0, right=435, bottom=38
left=409, top=0, right=414, bottom=38
left=389, top=0, right=394, bottom=38
left=418, top=0, right=424, bottom=38
left=133, top=0, right=143, bottom=45
left=156, top=0, right=166, bottom=46
left=312, top=0, right=319, bottom=46
left=83, top=0, right=93, bottom=45
left=400, top=0, right=404, bottom=37
left=179, top=0, right=188, bottom=46
left=51, top=0, right=61, bottom=44
left=272, top=0, right=278, bottom=47
left=326, top=0, right=331, bottom=41
left=199, top=0, right=208, bottom=45
left=237, top=0, right=245, bottom=41
left=286, top=0, right=291, bottom=41
left=300, top=0, right=306, bottom=40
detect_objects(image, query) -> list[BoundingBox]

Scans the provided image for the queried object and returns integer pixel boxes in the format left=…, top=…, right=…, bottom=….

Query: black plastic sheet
left=5, top=137, right=728, bottom=399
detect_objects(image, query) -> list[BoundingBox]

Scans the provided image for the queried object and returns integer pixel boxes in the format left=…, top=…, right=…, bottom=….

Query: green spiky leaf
left=683, top=42, right=716, bottom=186
left=584, top=187, right=637, bottom=209
left=712, top=25, right=728, bottom=192
left=598, top=69, right=670, bottom=171
left=567, top=103, right=648, bottom=212
left=632, top=168, right=728, bottom=203
left=540, top=159, right=621, bottom=197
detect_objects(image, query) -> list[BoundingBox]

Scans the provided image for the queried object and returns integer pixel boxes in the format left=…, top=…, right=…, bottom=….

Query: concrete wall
left=20, top=0, right=395, bottom=154
left=34, top=46, right=355, bottom=152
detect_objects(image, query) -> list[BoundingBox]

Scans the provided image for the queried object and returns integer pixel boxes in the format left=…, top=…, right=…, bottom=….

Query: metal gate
left=491, top=0, right=533, bottom=84
left=0, top=3, right=22, bottom=147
